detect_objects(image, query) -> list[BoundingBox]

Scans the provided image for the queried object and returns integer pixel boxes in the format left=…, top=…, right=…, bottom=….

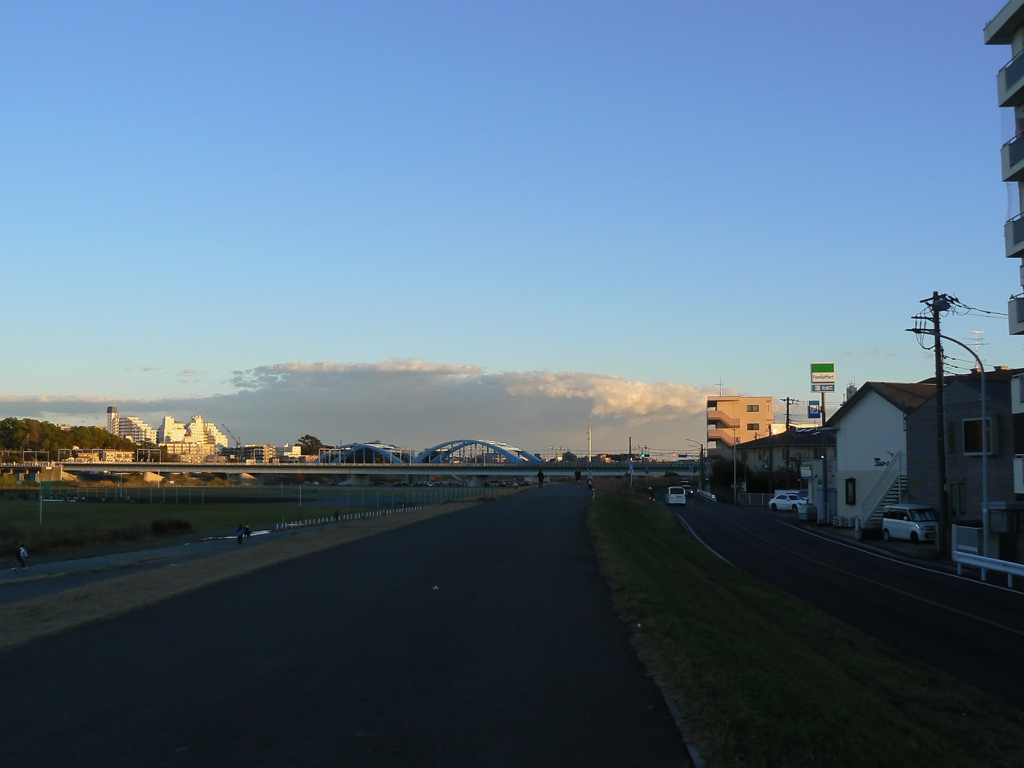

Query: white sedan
left=769, top=493, right=806, bottom=512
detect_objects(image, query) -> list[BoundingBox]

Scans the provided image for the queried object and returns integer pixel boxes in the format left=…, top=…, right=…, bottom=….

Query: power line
left=948, top=297, right=1007, bottom=318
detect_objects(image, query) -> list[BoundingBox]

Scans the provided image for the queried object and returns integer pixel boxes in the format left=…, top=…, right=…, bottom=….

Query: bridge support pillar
left=349, top=474, right=371, bottom=487
left=467, top=475, right=486, bottom=488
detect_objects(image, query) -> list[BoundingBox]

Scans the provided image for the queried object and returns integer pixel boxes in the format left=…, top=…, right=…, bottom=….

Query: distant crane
left=221, top=424, right=242, bottom=462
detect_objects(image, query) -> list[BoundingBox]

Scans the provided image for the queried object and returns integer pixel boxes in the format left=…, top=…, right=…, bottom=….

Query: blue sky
left=1, top=1, right=1020, bottom=453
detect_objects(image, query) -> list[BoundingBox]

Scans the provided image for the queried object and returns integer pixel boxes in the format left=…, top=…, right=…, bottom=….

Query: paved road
left=676, top=498, right=1024, bottom=709
left=0, top=485, right=692, bottom=767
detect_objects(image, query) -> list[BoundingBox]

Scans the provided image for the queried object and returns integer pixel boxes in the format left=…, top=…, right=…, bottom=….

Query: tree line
left=0, top=417, right=139, bottom=456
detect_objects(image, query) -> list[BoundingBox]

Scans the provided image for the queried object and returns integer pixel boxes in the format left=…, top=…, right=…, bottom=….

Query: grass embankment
left=0, top=484, right=491, bottom=556
left=589, top=483, right=1024, bottom=768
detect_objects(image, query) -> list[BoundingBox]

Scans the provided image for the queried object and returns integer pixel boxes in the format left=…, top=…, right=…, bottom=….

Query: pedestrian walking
left=243, top=522, right=251, bottom=538
left=236, top=525, right=244, bottom=544
left=15, top=545, right=27, bottom=568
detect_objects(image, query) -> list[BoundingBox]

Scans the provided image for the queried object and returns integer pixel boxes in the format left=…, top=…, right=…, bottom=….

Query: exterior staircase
left=860, top=453, right=907, bottom=531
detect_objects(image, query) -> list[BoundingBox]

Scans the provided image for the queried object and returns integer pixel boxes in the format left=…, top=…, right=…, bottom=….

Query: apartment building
left=151, top=414, right=227, bottom=449
left=106, top=406, right=158, bottom=444
left=69, top=448, right=135, bottom=463
left=706, top=396, right=774, bottom=449
left=106, top=407, right=228, bottom=456
left=987, top=1, right=1024, bottom=271
left=242, top=444, right=278, bottom=463
left=158, top=415, right=187, bottom=444
left=986, top=3, right=1024, bottom=504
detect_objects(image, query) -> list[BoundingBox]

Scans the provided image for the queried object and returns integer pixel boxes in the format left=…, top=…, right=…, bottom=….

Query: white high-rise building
left=188, top=415, right=228, bottom=449
left=108, top=406, right=228, bottom=451
left=158, top=415, right=187, bottom=444
left=156, top=413, right=229, bottom=449
left=105, top=406, right=157, bottom=444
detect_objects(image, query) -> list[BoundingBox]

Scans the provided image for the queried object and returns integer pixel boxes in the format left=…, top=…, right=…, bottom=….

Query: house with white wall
left=826, top=382, right=934, bottom=529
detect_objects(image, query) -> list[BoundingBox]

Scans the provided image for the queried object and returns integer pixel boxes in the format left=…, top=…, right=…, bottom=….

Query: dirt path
left=0, top=501, right=475, bottom=651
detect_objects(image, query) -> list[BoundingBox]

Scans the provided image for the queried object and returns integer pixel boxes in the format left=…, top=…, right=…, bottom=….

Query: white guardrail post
left=951, top=550, right=1024, bottom=587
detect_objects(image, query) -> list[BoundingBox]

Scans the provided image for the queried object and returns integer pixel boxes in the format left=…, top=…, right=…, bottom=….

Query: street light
left=808, top=426, right=837, bottom=525
left=909, top=326, right=988, bottom=556
left=686, top=438, right=705, bottom=491
left=732, top=430, right=739, bottom=503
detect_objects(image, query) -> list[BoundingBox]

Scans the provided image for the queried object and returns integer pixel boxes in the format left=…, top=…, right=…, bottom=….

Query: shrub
left=150, top=518, right=193, bottom=535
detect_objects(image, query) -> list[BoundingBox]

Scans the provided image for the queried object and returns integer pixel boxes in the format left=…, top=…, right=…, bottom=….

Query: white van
left=664, top=487, right=688, bottom=506
left=881, top=504, right=937, bottom=544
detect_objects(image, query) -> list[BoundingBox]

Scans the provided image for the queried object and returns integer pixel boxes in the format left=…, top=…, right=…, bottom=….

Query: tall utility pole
left=780, top=397, right=798, bottom=482
left=917, top=292, right=953, bottom=553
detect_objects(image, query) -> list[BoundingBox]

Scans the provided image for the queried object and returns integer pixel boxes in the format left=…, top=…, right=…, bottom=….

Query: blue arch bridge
left=22, top=439, right=702, bottom=487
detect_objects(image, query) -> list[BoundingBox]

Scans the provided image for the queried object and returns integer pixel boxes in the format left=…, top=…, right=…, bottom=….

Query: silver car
left=881, top=504, right=937, bottom=543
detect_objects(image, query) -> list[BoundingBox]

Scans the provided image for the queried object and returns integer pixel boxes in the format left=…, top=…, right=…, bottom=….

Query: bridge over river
left=6, top=459, right=701, bottom=487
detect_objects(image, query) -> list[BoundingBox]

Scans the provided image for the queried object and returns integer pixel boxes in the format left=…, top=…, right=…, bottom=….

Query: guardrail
left=275, top=504, right=433, bottom=530
left=952, top=550, right=1024, bottom=587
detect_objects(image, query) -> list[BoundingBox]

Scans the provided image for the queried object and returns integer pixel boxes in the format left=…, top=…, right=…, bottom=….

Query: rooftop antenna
left=969, top=329, right=988, bottom=357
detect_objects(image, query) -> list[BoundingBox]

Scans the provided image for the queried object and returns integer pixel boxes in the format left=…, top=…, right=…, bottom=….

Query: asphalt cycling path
left=0, top=483, right=692, bottom=767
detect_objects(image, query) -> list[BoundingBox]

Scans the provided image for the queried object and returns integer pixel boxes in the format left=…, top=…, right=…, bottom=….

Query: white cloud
left=0, top=360, right=718, bottom=455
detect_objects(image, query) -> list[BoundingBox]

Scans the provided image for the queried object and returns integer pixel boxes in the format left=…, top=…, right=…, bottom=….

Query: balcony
left=1013, top=374, right=1024, bottom=414
left=998, top=50, right=1024, bottom=107
left=1003, top=133, right=1024, bottom=182
left=1010, top=298, right=1024, bottom=336
left=1005, top=213, right=1024, bottom=259
left=706, top=409, right=739, bottom=429
left=708, top=428, right=738, bottom=447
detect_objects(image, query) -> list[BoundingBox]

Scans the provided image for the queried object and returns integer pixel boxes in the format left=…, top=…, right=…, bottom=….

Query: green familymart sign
left=810, top=362, right=835, bottom=392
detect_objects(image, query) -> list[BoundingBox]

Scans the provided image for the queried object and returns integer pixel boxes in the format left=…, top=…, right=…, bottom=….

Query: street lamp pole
left=909, top=327, right=988, bottom=555
left=732, top=430, right=739, bottom=504
left=686, top=438, right=704, bottom=491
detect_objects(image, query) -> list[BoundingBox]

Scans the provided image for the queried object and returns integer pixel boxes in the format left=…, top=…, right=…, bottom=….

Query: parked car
left=769, top=493, right=807, bottom=512
left=664, top=486, right=688, bottom=506
left=881, top=504, right=937, bottom=544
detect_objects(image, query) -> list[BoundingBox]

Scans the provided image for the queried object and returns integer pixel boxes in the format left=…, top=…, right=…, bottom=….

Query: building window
left=963, top=418, right=997, bottom=455
left=746, top=404, right=760, bottom=412
left=844, top=477, right=856, bottom=506
left=746, top=423, right=759, bottom=431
